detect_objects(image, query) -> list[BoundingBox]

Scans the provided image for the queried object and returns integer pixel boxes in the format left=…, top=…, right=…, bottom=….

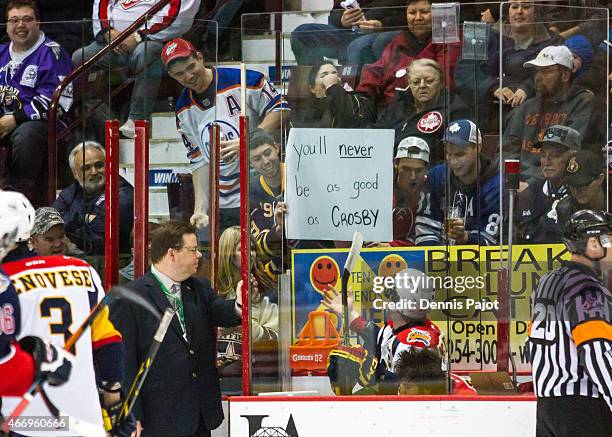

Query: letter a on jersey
left=226, top=95, right=241, bottom=117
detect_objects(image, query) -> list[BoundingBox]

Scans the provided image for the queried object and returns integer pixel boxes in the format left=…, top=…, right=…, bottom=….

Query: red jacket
left=357, top=31, right=461, bottom=105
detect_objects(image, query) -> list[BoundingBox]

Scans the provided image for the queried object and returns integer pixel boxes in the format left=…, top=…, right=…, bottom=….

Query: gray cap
left=533, top=125, right=581, bottom=151
left=395, top=137, right=430, bottom=163
left=31, top=207, right=64, bottom=236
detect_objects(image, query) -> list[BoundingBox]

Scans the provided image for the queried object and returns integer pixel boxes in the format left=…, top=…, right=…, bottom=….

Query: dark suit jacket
left=110, top=271, right=241, bottom=436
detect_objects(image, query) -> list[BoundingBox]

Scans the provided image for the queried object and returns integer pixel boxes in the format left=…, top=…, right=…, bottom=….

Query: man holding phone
left=290, top=0, right=406, bottom=65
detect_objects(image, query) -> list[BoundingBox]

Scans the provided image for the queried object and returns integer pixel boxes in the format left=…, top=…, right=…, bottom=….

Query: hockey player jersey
left=351, top=316, right=445, bottom=380
left=176, top=66, right=285, bottom=208
left=2, top=256, right=123, bottom=436
left=0, top=266, right=36, bottom=396
left=415, top=155, right=502, bottom=246
left=0, top=33, right=73, bottom=123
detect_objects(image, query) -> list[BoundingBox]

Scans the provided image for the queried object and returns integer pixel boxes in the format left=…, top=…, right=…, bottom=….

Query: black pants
left=536, top=396, right=612, bottom=437
left=3, top=120, right=48, bottom=179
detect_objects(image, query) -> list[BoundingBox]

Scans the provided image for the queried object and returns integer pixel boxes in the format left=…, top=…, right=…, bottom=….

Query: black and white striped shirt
left=528, top=261, right=612, bottom=410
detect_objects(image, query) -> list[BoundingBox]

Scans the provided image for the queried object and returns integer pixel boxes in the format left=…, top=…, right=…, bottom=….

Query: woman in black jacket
left=374, top=58, right=470, bottom=164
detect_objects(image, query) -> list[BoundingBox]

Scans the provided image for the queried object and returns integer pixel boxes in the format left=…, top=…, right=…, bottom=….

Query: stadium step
left=119, top=111, right=190, bottom=222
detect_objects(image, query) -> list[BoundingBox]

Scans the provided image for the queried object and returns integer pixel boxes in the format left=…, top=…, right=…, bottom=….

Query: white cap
left=395, top=137, right=430, bottom=163
left=523, top=45, right=574, bottom=70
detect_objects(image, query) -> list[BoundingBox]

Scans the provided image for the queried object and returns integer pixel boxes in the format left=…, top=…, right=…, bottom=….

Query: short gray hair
left=407, top=59, right=443, bottom=82
left=69, top=141, right=106, bottom=172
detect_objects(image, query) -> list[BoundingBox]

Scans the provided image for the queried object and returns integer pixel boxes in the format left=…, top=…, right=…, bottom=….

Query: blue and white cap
left=443, top=119, right=482, bottom=148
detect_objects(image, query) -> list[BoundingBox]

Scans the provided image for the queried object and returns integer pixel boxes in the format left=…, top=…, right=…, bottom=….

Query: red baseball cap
left=161, top=38, right=197, bottom=69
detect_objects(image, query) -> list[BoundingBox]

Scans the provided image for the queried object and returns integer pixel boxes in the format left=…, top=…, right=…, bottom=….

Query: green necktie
left=167, top=283, right=186, bottom=334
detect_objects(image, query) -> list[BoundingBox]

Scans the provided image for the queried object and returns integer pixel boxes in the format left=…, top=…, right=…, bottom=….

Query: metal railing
left=46, top=0, right=172, bottom=204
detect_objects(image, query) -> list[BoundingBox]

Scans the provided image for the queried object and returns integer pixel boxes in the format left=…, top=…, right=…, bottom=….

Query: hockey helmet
left=385, top=268, right=435, bottom=320
left=562, top=209, right=612, bottom=255
left=2, top=190, right=35, bottom=243
left=0, top=191, right=27, bottom=260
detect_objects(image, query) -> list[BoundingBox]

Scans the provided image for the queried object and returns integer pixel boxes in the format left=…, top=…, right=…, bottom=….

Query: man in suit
left=111, top=220, right=243, bottom=437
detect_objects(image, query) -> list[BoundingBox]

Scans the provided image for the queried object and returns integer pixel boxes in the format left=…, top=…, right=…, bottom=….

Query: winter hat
left=564, top=35, right=594, bottom=70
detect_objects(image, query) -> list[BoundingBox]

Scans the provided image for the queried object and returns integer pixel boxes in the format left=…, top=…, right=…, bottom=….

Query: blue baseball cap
left=443, top=119, right=482, bottom=148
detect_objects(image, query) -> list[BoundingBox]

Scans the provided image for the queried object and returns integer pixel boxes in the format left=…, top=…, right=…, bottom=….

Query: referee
left=528, top=209, right=612, bottom=436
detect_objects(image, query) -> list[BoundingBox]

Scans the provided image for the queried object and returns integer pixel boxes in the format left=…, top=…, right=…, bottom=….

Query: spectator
left=368, top=136, right=429, bottom=247
left=564, top=35, right=594, bottom=78
left=564, top=34, right=606, bottom=97
left=216, top=226, right=278, bottom=391
left=290, top=62, right=375, bottom=128
left=119, top=222, right=161, bottom=282
left=396, top=348, right=476, bottom=395
left=0, top=0, right=94, bottom=55
left=323, top=267, right=444, bottom=395
left=248, top=128, right=283, bottom=279
left=110, top=220, right=243, bottom=436
left=415, top=119, right=501, bottom=246
left=290, top=0, right=406, bottom=65
left=162, top=38, right=285, bottom=233
left=29, top=207, right=67, bottom=256
left=454, top=1, right=563, bottom=129
left=516, top=125, right=578, bottom=244
left=374, top=58, right=469, bottom=162
left=503, top=45, right=603, bottom=187
left=356, top=0, right=461, bottom=106
left=74, top=0, right=201, bottom=138
left=0, top=0, right=73, bottom=201
left=53, top=141, right=134, bottom=255
left=555, top=150, right=606, bottom=225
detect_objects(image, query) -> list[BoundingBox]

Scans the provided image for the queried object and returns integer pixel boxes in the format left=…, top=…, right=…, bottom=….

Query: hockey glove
left=102, top=398, right=136, bottom=437
left=327, top=344, right=378, bottom=395
left=18, top=336, right=74, bottom=386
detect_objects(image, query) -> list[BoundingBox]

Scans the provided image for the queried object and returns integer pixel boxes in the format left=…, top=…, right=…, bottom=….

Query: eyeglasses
left=7, top=16, right=36, bottom=25
left=175, top=245, right=200, bottom=254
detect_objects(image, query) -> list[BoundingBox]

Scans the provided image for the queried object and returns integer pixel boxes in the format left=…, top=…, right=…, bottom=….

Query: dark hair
left=6, top=0, right=39, bottom=20
left=149, top=220, right=197, bottom=264
left=395, top=348, right=445, bottom=383
left=129, top=222, right=161, bottom=248
left=249, top=128, right=276, bottom=150
left=307, top=62, right=338, bottom=87
left=407, top=0, right=432, bottom=7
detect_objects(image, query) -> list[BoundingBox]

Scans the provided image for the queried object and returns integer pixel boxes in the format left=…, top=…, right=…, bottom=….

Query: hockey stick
left=341, top=231, right=364, bottom=343
left=115, top=307, right=175, bottom=427
left=1, top=286, right=161, bottom=433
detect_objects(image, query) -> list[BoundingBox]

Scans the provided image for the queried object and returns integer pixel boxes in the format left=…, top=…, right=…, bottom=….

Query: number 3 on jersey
left=40, top=297, right=75, bottom=352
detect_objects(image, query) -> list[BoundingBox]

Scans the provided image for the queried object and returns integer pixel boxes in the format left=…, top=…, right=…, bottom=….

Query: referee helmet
left=562, top=209, right=612, bottom=256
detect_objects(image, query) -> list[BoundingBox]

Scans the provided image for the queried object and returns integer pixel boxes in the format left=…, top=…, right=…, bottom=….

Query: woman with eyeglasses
left=373, top=58, right=470, bottom=164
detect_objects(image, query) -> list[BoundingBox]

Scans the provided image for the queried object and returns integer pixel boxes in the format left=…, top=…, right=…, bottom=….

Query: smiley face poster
left=291, top=248, right=426, bottom=341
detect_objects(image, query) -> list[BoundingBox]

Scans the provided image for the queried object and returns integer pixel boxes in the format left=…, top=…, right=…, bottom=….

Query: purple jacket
left=0, top=32, right=73, bottom=124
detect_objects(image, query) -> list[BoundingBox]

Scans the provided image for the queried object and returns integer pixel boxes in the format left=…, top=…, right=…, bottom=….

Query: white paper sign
left=285, top=128, right=394, bottom=242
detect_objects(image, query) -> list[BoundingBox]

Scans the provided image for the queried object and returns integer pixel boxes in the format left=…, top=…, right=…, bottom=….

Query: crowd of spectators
left=0, top=0, right=610, bottom=428
left=0, top=0, right=609, bottom=261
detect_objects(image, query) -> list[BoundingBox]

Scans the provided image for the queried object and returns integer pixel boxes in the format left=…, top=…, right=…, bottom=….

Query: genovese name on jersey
left=11, top=268, right=93, bottom=294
